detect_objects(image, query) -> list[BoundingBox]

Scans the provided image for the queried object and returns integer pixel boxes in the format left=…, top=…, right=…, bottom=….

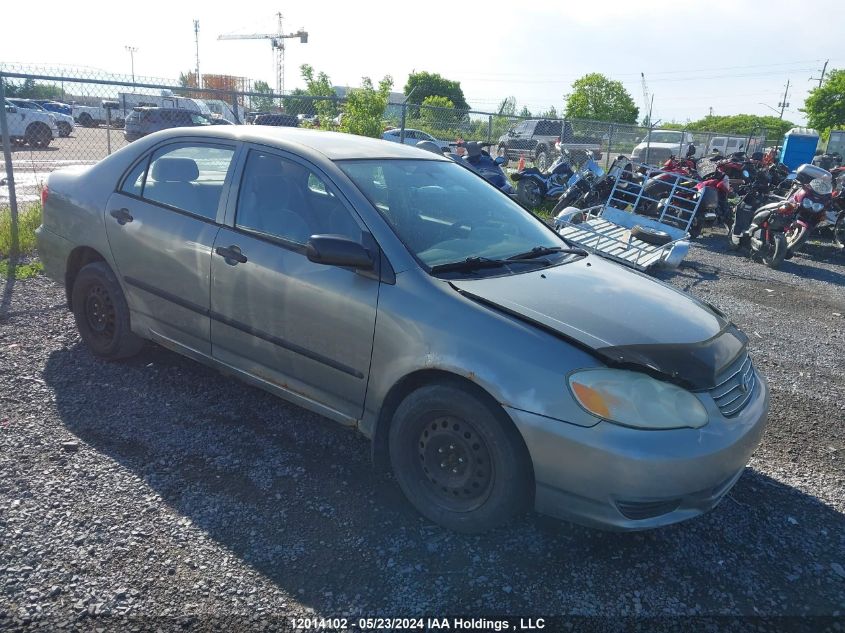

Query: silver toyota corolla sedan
left=36, top=126, right=769, bottom=533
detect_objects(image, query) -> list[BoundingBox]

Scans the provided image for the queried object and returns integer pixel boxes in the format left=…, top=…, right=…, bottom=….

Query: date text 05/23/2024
left=290, top=617, right=547, bottom=631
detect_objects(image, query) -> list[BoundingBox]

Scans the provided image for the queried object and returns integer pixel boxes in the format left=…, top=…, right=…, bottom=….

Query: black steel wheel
left=389, top=383, right=532, bottom=533
left=835, top=213, right=845, bottom=250
left=516, top=178, right=544, bottom=208
left=71, top=262, right=143, bottom=359
left=25, top=122, right=52, bottom=148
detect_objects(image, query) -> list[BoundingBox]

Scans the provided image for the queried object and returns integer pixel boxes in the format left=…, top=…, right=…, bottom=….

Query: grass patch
left=0, top=259, right=43, bottom=280
left=0, top=203, right=42, bottom=259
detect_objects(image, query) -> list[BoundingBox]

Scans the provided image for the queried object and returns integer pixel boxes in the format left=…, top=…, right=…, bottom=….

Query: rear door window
left=139, top=143, right=235, bottom=220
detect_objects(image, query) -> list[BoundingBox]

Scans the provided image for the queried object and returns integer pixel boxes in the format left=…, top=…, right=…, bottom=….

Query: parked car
left=7, top=98, right=74, bottom=137
left=36, top=127, right=769, bottom=534
left=631, top=130, right=701, bottom=165
left=253, top=113, right=299, bottom=127
left=497, top=119, right=602, bottom=172
left=383, top=128, right=446, bottom=148
left=2, top=99, right=58, bottom=148
left=123, top=107, right=214, bottom=142
left=32, top=99, right=73, bottom=117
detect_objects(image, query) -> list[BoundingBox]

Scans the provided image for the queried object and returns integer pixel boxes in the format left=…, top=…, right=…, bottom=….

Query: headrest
left=151, top=157, right=199, bottom=182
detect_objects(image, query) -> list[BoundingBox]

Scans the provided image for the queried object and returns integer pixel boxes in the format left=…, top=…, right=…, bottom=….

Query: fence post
left=0, top=74, right=20, bottom=260
left=487, top=115, right=492, bottom=144
left=605, top=123, right=615, bottom=169
left=232, top=91, right=241, bottom=124
left=645, top=122, right=653, bottom=165
left=399, top=101, right=407, bottom=143
left=106, top=106, right=112, bottom=156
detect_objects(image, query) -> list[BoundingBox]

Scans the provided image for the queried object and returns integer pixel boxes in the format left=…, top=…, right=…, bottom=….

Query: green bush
left=0, top=203, right=42, bottom=259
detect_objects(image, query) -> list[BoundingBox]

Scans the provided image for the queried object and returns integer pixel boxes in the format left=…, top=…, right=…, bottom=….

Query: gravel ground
left=1, top=230, right=844, bottom=632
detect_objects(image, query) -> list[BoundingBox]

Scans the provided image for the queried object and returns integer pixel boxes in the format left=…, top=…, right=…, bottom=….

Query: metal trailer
left=553, top=163, right=703, bottom=271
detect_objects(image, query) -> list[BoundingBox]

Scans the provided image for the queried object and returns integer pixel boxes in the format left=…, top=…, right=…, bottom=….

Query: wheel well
left=370, top=370, right=534, bottom=488
left=26, top=121, right=48, bottom=134
left=65, top=247, right=107, bottom=308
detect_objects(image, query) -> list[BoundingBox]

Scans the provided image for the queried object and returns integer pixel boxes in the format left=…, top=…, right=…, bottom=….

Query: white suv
left=8, top=99, right=74, bottom=137
left=3, top=99, right=58, bottom=148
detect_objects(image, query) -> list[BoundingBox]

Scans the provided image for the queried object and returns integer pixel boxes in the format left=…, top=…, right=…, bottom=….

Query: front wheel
left=535, top=149, right=549, bottom=172
left=753, top=232, right=787, bottom=269
left=71, top=262, right=144, bottom=360
left=552, top=188, right=580, bottom=214
left=835, top=213, right=845, bottom=250
left=388, top=383, right=532, bottom=533
left=785, top=224, right=809, bottom=259
left=25, top=123, right=52, bottom=148
left=516, top=178, right=544, bottom=208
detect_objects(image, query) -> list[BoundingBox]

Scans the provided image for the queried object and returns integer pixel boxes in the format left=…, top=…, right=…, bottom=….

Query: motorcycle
left=415, top=140, right=513, bottom=195
left=783, top=164, right=834, bottom=259
left=731, top=163, right=832, bottom=268
left=510, top=150, right=575, bottom=207
left=834, top=189, right=845, bottom=249
left=550, top=151, right=611, bottom=212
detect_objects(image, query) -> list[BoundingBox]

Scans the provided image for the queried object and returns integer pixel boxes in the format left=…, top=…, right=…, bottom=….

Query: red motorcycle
left=783, top=164, right=834, bottom=259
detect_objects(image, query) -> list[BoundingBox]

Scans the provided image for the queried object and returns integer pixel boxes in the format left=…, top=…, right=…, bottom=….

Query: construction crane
left=640, top=72, right=651, bottom=126
left=218, top=13, right=308, bottom=96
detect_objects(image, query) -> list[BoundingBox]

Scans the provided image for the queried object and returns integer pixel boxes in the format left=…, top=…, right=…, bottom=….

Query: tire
left=835, top=213, right=845, bottom=250
left=25, top=123, right=52, bottom=148
left=388, top=383, right=532, bottom=533
left=78, top=113, right=94, bottom=127
left=535, top=148, right=549, bottom=172
left=784, top=224, right=809, bottom=259
left=516, top=178, right=544, bottom=208
left=631, top=224, right=672, bottom=246
left=753, top=232, right=787, bottom=269
left=71, top=262, right=144, bottom=360
left=57, top=121, right=72, bottom=137
left=552, top=188, right=580, bottom=214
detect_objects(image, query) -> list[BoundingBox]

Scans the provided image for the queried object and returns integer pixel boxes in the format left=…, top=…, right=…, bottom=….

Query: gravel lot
left=1, top=230, right=844, bottom=632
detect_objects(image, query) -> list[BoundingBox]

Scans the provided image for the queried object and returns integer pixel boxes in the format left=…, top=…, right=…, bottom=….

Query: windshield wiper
left=430, top=256, right=510, bottom=274
left=507, top=245, right=588, bottom=260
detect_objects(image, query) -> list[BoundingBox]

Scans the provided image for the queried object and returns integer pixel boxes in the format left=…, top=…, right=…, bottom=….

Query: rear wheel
left=71, top=262, right=143, bottom=360
left=388, top=383, right=532, bottom=533
left=835, top=213, right=845, bottom=250
left=78, top=113, right=94, bottom=127
left=535, top=148, right=549, bottom=172
left=57, top=121, right=72, bottom=137
left=516, top=178, right=544, bottom=208
left=25, top=123, right=51, bottom=148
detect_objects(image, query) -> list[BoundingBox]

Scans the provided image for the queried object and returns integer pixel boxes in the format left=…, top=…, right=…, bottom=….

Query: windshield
left=340, top=159, right=566, bottom=270
left=645, top=131, right=683, bottom=144
left=13, top=101, right=42, bottom=111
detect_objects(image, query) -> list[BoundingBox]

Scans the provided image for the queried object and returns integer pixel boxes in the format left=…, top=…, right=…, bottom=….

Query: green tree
left=299, top=64, right=338, bottom=119
left=250, top=80, right=276, bottom=112
left=564, top=73, right=639, bottom=124
left=540, top=105, right=559, bottom=119
left=679, top=114, right=794, bottom=139
left=496, top=96, right=517, bottom=116
left=518, top=105, right=532, bottom=118
left=420, top=95, right=458, bottom=130
left=6, top=79, right=62, bottom=100
left=803, top=69, right=845, bottom=133
left=342, top=75, right=393, bottom=138
left=404, top=71, right=469, bottom=112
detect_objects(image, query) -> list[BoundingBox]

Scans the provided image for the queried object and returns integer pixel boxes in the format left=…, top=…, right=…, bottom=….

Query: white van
left=707, top=136, right=761, bottom=156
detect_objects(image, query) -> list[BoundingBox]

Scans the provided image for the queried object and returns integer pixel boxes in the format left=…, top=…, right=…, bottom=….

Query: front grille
left=710, top=351, right=756, bottom=417
left=616, top=498, right=681, bottom=520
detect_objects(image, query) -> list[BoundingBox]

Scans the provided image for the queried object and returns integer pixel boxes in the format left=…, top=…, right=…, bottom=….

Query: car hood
left=450, top=256, right=746, bottom=389
left=634, top=141, right=683, bottom=150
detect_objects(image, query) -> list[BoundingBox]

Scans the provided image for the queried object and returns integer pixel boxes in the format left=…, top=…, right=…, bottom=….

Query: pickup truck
left=497, top=119, right=602, bottom=171
left=72, top=101, right=125, bottom=127
left=3, top=99, right=58, bottom=148
left=631, top=130, right=702, bottom=165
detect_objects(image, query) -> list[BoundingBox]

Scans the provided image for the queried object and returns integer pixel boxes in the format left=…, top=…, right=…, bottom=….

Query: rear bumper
left=506, top=369, right=769, bottom=530
left=35, top=225, right=72, bottom=287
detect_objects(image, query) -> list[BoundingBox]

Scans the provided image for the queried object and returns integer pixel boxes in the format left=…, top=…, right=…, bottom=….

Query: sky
left=3, top=0, right=844, bottom=126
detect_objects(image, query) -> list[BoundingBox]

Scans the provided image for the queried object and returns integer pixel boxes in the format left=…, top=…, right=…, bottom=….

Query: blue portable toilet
left=779, top=127, right=819, bottom=169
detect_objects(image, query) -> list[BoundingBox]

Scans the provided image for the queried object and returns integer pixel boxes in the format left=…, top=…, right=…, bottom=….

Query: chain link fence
left=1, top=65, right=769, bottom=261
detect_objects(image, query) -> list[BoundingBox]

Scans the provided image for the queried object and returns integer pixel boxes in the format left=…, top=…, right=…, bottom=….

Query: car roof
left=147, top=126, right=449, bottom=161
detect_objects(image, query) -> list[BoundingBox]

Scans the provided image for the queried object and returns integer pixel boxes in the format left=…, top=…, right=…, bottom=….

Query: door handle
left=109, top=208, right=134, bottom=225
left=215, top=245, right=248, bottom=264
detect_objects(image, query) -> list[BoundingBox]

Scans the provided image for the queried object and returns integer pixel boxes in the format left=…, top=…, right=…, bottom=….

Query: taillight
left=40, top=185, right=49, bottom=207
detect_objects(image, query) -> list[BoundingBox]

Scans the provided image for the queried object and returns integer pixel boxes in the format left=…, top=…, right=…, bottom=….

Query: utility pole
left=125, top=46, right=138, bottom=86
left=708, top=106, right=713, bottom=117
left=193, top=20, right=201, bottom=88
left=810, top=59, right=829, bottom=89
left=778, top=79, right=790, bottom=120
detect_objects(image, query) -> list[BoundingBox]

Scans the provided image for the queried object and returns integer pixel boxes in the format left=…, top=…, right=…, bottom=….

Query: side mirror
left=306, top=235, right=374, bottom=270
left=494, top=156, right=508, bottom=166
